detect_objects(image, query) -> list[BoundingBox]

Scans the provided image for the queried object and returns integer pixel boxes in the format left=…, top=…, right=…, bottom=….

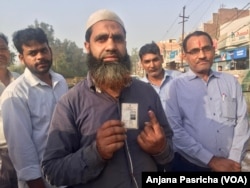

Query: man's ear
left=160, top=54, right=164, bottom=62
left=18, top=54, right=25, bottom=65
left=182, top=52, right=187, bottom=62
left=84, top=42, right=90, bottom=53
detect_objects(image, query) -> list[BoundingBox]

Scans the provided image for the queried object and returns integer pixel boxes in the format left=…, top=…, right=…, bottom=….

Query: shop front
left=214, top=15, right=250, bottom=72
left=214, top=46, right=249, bottom=71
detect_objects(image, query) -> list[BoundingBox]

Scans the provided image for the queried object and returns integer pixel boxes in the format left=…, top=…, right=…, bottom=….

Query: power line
left=179, top=6, right=189, bottom=68
left=190, top=0, right=216, bottom=31
left=160, top=16, right=179, bottom=40
left=208, top=2, right=250, bottom=39
left=219, top=3, right=250, bottom=32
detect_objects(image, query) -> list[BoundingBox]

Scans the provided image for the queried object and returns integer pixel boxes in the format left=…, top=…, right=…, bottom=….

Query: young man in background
left=0, top=32, right=19, bottom=188
left=1, top=28, right=68, bottom=187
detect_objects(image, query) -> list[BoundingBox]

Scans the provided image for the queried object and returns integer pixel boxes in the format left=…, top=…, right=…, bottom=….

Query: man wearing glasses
left=165, top=31, right=249, bottom=171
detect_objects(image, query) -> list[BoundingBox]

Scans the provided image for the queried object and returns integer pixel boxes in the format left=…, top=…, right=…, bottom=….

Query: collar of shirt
left=23, top=67, right=60, bottom=87
left=141, top=70, right=171, bottom=84
left=186, top=69, right=221, bottom=81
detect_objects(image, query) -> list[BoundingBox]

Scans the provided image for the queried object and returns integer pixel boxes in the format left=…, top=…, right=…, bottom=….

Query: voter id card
left=121, top=103, right=138, bottom=129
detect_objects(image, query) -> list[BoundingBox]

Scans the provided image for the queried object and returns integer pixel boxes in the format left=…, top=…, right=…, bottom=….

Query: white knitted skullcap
left=86, top=9, right=125, bottom=30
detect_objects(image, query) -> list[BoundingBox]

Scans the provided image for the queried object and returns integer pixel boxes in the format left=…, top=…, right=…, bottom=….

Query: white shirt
left=1, top=68, right=68, bottom=187
left=0, top=71, right=20, bottom=148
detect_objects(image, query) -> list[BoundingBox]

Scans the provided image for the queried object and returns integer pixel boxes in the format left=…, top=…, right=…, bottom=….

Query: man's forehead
left=142, top=53, right=158, bottom=58
left=187, top=36, right=210, bottom=47
left=92, top=20, right=124, bottom=31
left=22, top=41, right=48, bottom=50
left=91, top=21, right=125, bottom=37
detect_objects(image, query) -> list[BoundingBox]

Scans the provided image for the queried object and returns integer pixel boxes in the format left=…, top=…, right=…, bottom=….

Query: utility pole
left=179, top=6, right=189, bottom=70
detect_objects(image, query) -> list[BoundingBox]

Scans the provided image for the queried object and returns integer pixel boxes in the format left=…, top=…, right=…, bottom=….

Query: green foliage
left=130, top=48, right=139, bottom=74
left=9, top=51, right=16, bottom=65
left=51, top=39, right=88, bottom=77
left=9, top=64, right=25, bottom=74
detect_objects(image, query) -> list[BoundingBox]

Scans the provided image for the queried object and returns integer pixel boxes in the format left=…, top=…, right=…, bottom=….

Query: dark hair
left=0, top=33, right=8, bottom=45
left=139, top=41, right=161, bottom=59
left=85, top=26, right=126, bottom=42
left=182, top=31, right=213, bottom=53
left=12, top=27, right=49, bottom=54
left=85, top=27, right=92, bottom=42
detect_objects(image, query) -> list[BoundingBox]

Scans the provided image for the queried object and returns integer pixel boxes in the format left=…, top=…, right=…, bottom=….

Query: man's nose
left=36, top=51, right=45, bottom=59
left=198, top=49, right=206, bottom=58
left=105, top=38, right=117, bottom=51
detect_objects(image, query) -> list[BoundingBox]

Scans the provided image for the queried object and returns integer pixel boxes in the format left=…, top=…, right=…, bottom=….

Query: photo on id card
left=121, top=103, right=138, bottom=129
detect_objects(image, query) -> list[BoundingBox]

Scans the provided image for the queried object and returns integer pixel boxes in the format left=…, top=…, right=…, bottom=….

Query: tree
left=29, top=20, right=55, bottom=45
left=9, top=51, right=16, bottom=65
left=130, top=48, right=139, bottom=75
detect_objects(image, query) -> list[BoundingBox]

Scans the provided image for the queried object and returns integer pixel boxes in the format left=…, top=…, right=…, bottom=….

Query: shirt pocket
left=221, top=97, right=236, bottom=119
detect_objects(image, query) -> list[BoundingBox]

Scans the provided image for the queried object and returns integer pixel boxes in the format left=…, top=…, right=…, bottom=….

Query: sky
left=0, top=0, right=249, bottom=54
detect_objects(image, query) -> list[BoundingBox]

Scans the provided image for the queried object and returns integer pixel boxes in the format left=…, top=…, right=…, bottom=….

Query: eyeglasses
left=186, top=46, right=213, bottom=56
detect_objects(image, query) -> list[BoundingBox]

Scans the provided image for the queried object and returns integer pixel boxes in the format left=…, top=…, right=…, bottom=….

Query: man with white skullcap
left=85, top=9, right=125, bottom=30
left=42, top=9, right=174, bottom=188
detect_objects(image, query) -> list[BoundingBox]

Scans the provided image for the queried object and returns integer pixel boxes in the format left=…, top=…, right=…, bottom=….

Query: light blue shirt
left=141, top=69, right=182, bottom=112
left=165, top=69, right=250, bottom=168
left=1, top=68, right=68, bottom=187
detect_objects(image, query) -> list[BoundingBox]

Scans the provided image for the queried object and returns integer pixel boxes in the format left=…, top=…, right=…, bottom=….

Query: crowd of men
left=0, top=9, right=249, bottom=188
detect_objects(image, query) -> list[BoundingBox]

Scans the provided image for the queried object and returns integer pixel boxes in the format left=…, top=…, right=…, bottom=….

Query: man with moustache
left=139, top=41, right=182, bottom=113
left=1, top=28, right=68, bottom=188
left=165, top=31, right=249, bottom=171
left=42, top=9, right=174, bottom=188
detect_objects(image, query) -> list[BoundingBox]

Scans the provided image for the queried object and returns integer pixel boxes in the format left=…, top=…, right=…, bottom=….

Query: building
left=156, top=8, right=250, bottom=73
left=204, top=8, right=250, bottom=40
left=214, top=15, right=250, bottom=71
left=157, top=39, right=182, bottom=70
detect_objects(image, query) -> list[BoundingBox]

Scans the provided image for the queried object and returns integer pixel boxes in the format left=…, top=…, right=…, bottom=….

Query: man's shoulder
left=1, top=75, right=26, bottom=100
left=133, top=77, right=150, bottom=86
left=50, top=70, right=66, bottom=80
left=140, top=76, right=148, bottom=83
left=130, top=78, right=155, bottom=90
left=215, top=71, right=238, bottom=81
left=10, top=71, right=20, bottom=78
left=165, top=69, right=182, bottom=77
left=6, top=74, right=25, bottom=89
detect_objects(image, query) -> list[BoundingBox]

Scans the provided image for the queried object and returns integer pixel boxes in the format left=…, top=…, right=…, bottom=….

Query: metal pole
left=181, top=6, right=185, bottom=68
left=179, top=6, right=189, bottom=70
